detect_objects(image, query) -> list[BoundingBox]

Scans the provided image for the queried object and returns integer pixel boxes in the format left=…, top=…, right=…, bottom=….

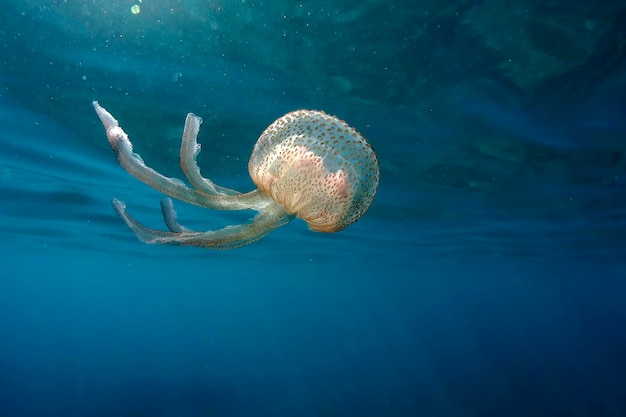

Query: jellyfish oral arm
left=92, top=101, right=265, bottom=211
left=178, top=112, right=241, bottom=197
left=112, top=197, right=294, bottom=250
left=93, top=101, right=291, bottom=249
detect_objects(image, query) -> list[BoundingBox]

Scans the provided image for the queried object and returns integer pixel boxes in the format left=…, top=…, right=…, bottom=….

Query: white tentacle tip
left=93, top=101, right=119, bottom=129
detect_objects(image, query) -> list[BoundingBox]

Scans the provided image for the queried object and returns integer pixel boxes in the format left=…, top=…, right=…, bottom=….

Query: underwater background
left=1, top=1, right=625, bottom=416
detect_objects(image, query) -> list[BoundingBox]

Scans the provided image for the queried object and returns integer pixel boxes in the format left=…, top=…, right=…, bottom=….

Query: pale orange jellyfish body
left=93, top=102, right=379, bottom=249
left=249, top=110, right=379, bottom=232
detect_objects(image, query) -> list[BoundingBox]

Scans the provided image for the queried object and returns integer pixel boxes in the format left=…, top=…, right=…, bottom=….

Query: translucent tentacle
left=179, top=113, right=240, bottom=196
left=93, top=101, right=265, bottom=211
left=160, top=198, right=191, bottom=233
left=112, top=198, right=294, bottom=250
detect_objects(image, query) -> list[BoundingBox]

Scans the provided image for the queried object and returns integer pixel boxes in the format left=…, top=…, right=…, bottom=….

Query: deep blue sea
left=1, top=1, right=625, bottom=416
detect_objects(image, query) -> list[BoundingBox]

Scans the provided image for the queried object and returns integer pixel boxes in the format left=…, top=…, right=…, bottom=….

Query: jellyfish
left=93, top=101, right=379, bottom=249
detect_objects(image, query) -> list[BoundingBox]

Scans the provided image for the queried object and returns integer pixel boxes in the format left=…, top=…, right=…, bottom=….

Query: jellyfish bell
left=249, top=110, right=379, bottom=232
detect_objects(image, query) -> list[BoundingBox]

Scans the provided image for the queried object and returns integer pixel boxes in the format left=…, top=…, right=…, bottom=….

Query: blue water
left=1, top=1, right=626, bottom=416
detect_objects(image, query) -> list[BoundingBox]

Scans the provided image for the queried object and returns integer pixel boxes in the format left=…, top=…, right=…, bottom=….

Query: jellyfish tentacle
left=113, top=198, right=294, bottom=250
left=112, top=198, right=172, bottom=239
left=93, top=101, right=265, bottom=211
left=179, top=113, right=240, bottom=196
left=160, top=198, right=191, bottom=233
